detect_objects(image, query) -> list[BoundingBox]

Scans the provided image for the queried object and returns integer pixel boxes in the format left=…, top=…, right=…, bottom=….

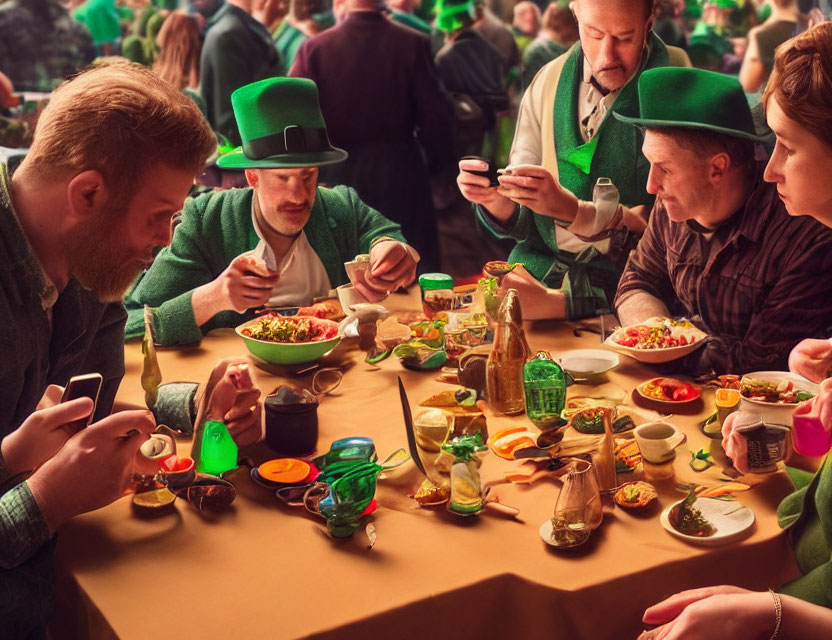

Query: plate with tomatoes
left=636, top=377, right=702, bottom=406
left=604, top=317, right=708, bottom=364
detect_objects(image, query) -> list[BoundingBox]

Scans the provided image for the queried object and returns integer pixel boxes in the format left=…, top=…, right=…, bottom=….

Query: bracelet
left=768, top=589, right=782, bottom=640
left=369, top=235, right=397, bottom=248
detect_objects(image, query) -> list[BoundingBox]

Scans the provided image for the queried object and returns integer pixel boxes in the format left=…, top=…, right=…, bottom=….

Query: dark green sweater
left=125, top=184, right=405, bottom=346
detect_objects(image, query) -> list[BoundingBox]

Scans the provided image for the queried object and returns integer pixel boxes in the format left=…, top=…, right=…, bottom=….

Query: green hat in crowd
left=435, top=0, right=476, bottom=33
left=217, top=77, right=348, bottom=170
left=613, top=67, right=767, bottom=142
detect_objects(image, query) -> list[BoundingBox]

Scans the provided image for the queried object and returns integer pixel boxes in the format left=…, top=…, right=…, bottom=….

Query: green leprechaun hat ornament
left=613, top=67, right=767, bottom=142
left=217, top=77, right=348, bottom=169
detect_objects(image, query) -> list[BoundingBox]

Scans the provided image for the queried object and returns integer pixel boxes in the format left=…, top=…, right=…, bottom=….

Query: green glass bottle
left=194, top=420, right=238, bottom=476
left=524, top=351, right=567, bottom=428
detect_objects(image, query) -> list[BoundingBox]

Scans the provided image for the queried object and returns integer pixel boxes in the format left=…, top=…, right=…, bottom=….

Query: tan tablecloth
left=53, top=291, right=801, bottom=639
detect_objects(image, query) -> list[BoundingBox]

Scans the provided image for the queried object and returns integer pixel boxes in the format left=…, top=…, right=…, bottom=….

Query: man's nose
left=599, top=36, right=619, bottom=65
left=285, top=176, right=307, bottom=200
left=646, top=165, right=660, bottom=195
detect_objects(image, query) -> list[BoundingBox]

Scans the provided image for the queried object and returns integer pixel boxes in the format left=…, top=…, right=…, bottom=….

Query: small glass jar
left=523, top=350, right=567, bottom=428
left=418, top=273, right=456, bottom=318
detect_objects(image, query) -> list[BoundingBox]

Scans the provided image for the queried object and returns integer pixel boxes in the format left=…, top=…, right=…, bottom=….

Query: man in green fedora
left=457, top=0, right=690, bottom=322
left=614, top=66, right=832, bottom=375
left=126, top=77, right=420, bottom=346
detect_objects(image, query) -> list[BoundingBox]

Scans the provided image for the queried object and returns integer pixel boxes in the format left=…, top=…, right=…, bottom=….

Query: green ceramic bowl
left=235, top=318, right=341, bottom=365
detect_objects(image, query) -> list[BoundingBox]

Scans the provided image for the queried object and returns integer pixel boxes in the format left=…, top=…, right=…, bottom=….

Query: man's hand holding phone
left=457, top=157, right=516, bottom=222
left=1, top=386, right=96, bottom=477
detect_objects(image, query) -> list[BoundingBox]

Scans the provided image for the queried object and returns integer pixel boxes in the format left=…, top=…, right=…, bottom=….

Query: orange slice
left=258, top=458, right=311, bottom=484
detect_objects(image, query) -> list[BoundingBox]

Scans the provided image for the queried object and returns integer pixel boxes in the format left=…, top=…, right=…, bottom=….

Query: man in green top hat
left=614, top=67, right=832, bottom=375
left=457, top=0, right=690, bottom=322
left=126, top=77, right=420, bottom=347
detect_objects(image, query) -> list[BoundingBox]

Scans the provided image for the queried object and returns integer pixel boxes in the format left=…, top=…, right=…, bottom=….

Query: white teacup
left=633, top=421, right=686, bottom=463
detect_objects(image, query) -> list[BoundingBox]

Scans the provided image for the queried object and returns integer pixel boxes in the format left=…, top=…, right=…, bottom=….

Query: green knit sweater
left=125, top=184, right=405, bottom=346
left=777, top=456, right=832, bottom=607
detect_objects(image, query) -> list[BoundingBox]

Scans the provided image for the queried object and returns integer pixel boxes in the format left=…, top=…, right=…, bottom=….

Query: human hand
left=206, top=360, right=262, bottom=447
left=355, top=241, right=419, bottom=302
left=639, top=587, right=771, bottom=640
left=722, top=412, right=750, bottom=474
left=496, top=165, right=578, bottom=220
left=0, top=71, right=19, bottom=109
left=212, top=253, right=280, bottom=314
left=26, top=410, right=155, bottom=531
left=1, top=391, right=95, bottom=476
left=456, top=158, right=515, bottom=220
left=792, top=378, right=832, bottom=444
left=621, top=204, right=649, bottom=235
left=498, top=265, right=565, bottom=320
left=789, top=338, right=832, bottom=384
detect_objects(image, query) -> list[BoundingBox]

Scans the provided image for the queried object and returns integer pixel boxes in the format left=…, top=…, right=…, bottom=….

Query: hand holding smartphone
left=460, top=155, right=500, bottom=187
left=61, top=373, right=103, bottom=430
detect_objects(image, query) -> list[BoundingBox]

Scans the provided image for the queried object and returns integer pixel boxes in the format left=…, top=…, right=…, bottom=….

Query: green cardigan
left=777, top=456, right=832, bottom=607
left=125, top=185, right=405, bottom=346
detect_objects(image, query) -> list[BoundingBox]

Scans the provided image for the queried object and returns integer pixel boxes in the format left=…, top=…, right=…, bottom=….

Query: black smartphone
left=460, top=155, right=500, bottom=187
left=60, top=373, right=103, bottom=429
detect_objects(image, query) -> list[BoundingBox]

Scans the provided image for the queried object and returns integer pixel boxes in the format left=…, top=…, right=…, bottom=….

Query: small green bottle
left=194, top=420, right=238, bottom=476
left=524, top=351, right=567, bottom=428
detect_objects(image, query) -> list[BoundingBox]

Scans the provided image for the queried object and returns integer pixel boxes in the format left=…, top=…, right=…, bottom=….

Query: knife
left=398, top=376, right=427, bottom=476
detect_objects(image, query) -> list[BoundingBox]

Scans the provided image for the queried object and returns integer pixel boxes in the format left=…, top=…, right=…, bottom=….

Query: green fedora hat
left=217, top=77, right=348, bottom=169
left=614, top=67, right=767, bottom=142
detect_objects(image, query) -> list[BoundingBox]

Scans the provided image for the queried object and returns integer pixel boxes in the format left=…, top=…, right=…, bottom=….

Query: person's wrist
left=483, top=194, right=516, bottom=221
left=192, top=280, right=226, bottom=324
left=767, top=590, right=782, bottom=640
left=25, top=470, right=63, bottom=533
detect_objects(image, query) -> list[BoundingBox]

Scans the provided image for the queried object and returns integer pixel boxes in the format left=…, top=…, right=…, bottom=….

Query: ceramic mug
left=792, top=403, right=832, bottom=457
left=336, top=283, right=370, bottom=312
left=633, top=421, right=686, bottom=463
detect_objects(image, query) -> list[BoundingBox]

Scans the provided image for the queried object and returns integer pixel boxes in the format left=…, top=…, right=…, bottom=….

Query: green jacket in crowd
left=125, top=185, right=405, bottom=346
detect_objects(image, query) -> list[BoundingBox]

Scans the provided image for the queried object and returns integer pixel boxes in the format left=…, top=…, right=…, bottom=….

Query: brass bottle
left=485, top=289, right=530, bottom=415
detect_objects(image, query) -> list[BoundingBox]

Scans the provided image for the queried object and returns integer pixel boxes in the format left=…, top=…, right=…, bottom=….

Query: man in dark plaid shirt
left=0, top=0, right=95, bottom=93
left=614, top=68, right=832, bottom=376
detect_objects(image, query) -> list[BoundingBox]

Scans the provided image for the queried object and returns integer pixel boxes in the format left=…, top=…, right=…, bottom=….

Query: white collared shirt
left=250, top=204, right=332, bottom=308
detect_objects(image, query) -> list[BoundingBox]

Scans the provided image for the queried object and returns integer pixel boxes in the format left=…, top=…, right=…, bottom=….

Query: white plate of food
left=559, top=349, right=620, bottom=380
left=604, top=317, right=708, bottom=364
left=739, top=371, right=817, bottom=425
left=660, top=495, right=755, bottom=546
left=635, top=377, right=702, bottom=407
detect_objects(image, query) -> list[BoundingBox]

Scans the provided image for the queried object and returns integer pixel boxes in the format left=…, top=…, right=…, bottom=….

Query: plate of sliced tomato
left=604, top=317, right=708, bottom=364
left=636, top=377, right=702, bottom=406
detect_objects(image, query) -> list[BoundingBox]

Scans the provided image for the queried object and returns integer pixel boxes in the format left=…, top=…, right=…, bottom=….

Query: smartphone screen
left=61, top=373, right=103, bottom=428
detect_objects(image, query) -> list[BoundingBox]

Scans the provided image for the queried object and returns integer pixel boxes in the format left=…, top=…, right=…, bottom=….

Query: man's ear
left=708, top=152, right=731, bottom=184
left=66, top=170, right=108, bottom=222
left=645, top=16, right=655, bottom=42
left=245, top=169, right=258, bottom=188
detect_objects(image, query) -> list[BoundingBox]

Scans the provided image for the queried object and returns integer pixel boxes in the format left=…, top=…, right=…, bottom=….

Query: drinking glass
left=550, top=459, right=603, bottom=547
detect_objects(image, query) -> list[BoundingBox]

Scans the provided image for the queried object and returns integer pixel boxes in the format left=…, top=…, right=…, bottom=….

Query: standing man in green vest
left=457, top=0, right=689, bottom=320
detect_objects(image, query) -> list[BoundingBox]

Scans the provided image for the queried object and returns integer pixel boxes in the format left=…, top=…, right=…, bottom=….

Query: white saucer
left=660, top=497, right=755, bottom=546
left=539, top=518, right=590, bottom=549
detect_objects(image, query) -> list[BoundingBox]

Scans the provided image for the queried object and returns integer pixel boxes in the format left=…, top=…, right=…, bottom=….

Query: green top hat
left=217, top=77, right=348, bottom=170
left=613, top=67, right=767, bottom=142
left=436, top=0, right=476, bottom=32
